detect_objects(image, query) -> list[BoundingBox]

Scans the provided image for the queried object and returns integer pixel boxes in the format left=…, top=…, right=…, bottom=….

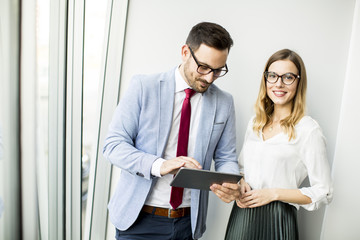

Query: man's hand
left=160, top=156, right=202, bottom=176
left=210, top=182, right=240, bottom=203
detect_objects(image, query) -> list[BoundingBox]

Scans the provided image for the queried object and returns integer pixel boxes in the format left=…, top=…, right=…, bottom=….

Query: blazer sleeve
left=102, top=76, right=159, bottom=180
left=213, top=96, right=239, bottom=174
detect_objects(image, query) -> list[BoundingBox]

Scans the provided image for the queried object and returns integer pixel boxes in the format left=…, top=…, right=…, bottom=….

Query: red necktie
left=170, top=88, right=196, bottom=209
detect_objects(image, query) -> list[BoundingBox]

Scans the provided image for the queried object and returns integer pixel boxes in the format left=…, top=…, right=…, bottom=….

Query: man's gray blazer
left=103, top=67, right=239, bottom=239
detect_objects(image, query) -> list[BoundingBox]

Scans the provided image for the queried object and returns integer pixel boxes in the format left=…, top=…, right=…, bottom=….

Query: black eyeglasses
left=264, top=71, right=300, bottom=85
left=188, top=46, right=228, bottom=78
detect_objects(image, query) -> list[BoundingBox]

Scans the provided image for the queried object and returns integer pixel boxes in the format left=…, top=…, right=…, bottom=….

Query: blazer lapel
left=194, top=86, right=217, bottom=168
left=157, top=70, right=175, bottom=157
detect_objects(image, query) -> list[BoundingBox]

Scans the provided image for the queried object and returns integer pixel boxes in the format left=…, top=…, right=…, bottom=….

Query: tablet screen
left=170, top=168, right=242, bottom=190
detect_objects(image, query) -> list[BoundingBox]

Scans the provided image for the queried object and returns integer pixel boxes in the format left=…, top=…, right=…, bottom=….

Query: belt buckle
left=168, top=208, right=172, bottom=218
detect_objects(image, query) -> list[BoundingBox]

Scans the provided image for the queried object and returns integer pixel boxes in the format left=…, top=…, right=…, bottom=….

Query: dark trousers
left=115, top=211, right=193, bottom=240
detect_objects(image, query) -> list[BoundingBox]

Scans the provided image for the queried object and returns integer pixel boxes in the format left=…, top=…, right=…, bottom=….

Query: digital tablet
left=170, top=168, right=242, bottom=191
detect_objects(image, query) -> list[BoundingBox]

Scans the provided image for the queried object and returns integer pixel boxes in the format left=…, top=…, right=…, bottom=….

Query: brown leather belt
left=142, top=205, right=190, bottom=218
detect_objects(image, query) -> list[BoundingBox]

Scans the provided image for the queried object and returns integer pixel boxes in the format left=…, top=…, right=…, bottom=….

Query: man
left=103, top=22, right=240, bottom=240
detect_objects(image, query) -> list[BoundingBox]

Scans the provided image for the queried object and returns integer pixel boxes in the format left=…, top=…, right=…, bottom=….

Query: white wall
left=115, top=0, right=356, bottom=239
left=321, top=1, right=360, bottom=239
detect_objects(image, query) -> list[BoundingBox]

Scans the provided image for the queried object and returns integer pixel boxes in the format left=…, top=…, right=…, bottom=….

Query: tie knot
left=184, top=88, right=196, bottom=99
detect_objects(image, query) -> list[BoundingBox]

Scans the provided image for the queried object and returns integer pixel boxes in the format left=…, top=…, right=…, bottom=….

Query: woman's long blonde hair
left=253, top=49, right=307, bottom=140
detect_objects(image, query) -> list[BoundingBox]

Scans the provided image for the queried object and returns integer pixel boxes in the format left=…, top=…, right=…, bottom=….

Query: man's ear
left=181, top=44, right=190, bottom=62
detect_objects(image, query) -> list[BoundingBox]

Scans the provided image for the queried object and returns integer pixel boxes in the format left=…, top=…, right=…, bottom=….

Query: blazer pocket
left=212, top=122, right=224, bottom=131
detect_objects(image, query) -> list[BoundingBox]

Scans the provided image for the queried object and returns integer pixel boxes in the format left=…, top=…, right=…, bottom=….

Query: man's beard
left=183, top=65, right=211, bottom=93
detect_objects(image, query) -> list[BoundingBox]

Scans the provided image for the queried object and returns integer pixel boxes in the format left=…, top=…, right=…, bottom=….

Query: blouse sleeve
left=299, top=126, right=333, bottom=211
left=238, top=148, right=245, bottom=175
left=238, top=118, right=254, bottom=176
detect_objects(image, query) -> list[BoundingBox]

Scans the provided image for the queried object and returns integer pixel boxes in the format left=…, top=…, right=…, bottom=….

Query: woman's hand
left=239, top=178, right=251, bottom=195
left=239, top=189, right=277, bottom=208
left=236, top=178, right=251, bottom=208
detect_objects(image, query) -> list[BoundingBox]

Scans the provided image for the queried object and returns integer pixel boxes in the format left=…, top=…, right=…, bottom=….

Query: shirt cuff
left=151, top=158, right=166, bottom=177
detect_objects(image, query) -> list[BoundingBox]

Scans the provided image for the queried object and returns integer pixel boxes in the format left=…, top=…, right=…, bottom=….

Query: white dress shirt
left=145, top=67, right=202, bottom=208
left=239, top=116, right=333, bottom=210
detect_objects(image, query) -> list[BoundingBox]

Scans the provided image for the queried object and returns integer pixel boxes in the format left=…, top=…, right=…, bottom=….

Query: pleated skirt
left=225, top=201, right=298, bottom=240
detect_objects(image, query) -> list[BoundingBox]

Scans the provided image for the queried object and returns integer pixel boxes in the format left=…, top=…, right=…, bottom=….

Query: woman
left=224, top=49, right=333, bottom=239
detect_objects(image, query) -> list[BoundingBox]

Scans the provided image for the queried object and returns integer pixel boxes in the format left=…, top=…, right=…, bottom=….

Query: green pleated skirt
left=225, top=201, right=298, bottom=240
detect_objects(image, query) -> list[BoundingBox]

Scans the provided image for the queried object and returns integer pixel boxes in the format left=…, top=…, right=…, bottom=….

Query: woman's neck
left=272, top=104, right=292, bottom=122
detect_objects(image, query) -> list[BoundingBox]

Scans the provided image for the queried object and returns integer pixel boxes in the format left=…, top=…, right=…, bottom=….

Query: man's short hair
left=186, top=22, right=233, bottom=52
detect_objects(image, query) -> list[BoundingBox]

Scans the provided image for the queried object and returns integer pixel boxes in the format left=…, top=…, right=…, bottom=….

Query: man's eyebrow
left=197, top=60, right=225, bottom=70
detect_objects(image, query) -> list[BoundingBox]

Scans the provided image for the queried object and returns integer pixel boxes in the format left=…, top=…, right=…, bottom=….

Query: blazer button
left=136, top=172, right=144, bottom=177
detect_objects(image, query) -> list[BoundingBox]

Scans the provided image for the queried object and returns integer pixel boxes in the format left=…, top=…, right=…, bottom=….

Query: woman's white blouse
left=239, top=116, right=333, bottom=211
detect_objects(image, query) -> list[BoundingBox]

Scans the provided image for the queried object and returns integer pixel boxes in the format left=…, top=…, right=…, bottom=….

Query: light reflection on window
left=82, top=0, right=107, bottom=235
left=36, top=0, right=50, bottom=237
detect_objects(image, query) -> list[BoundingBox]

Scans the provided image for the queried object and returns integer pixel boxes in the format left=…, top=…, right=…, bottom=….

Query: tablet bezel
left=170, top=168, right=242, bottom=191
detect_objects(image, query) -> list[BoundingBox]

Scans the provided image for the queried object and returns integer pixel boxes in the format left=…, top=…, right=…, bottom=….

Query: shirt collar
left=175, top=66, right=192, bottom=93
